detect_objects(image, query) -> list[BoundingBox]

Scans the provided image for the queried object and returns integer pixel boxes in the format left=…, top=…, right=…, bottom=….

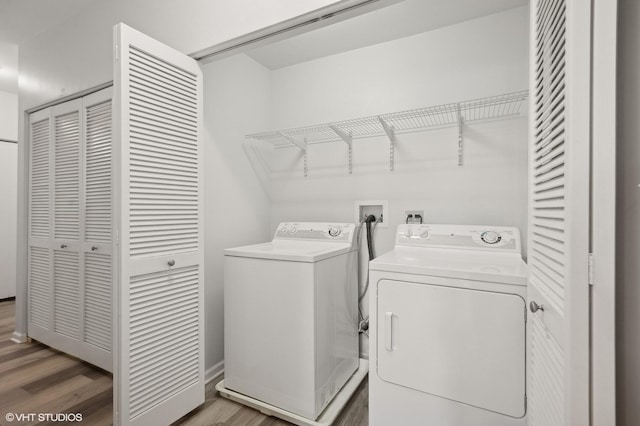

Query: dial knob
left=420, top=230, right=430, bottom=239
left=404, top=228, right=414, bottom=238
left=328, top=226, right=342, bottom=237
left=289, top=226, right=298, bottom=234
left=481, top=231, right=502, bottom=244
left=279, top=226, right=289, bottom=234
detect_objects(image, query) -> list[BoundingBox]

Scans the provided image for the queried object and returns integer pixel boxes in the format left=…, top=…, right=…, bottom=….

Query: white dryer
left=223, top=222, right=359, bottom=421
left=369, top=224, right=528, bottom=426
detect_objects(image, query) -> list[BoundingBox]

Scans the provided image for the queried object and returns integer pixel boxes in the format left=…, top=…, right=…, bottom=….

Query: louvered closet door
left=28, top=108, right=52, bottom=333
left=27, top=90, right=113, bottom=372
left=113, top=23, right=204, bottom=426
left=528, top=0, right=591, bottom=425
left=81, top=87, right=114, bottom=371
left=52, top=99, right=83, bottom=342
left=27, top=99, right=87, bottom=358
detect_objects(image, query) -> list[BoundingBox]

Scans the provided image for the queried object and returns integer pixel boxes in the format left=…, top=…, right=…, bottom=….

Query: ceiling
left=0, top=0, right=102, bottom=45
left=246, top=0, right=528, bottom=70
left=0, top=0, right=528, bottom=92
left=0, top=0, right=102, bottom=93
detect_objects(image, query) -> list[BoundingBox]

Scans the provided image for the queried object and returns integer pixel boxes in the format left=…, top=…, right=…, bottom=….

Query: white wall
left=0, top=90, right=18, bottom=139
left=201, top=54, right=272, bottom=377
left=0, top=89, right=17, bottom=299
left=0, top=141, right=17, bottom=299
left=616, top=1, right=640, bottom=424
left=264, top=7, right=529, bottom=357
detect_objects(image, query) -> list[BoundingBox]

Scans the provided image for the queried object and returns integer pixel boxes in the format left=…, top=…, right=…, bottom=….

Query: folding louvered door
left=113, top=24, right=204, bottom=425
left=27, top=87, right=113, bottom=372
left=528, top=0, right=591, bottom=424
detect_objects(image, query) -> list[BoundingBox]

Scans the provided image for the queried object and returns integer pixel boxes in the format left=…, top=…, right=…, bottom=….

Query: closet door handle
left=384, top=312, right=394, bottom=351
left=91, top=246, right=98, bottom=251
left=60, top=244, right=67, bottom=249
left=529, top=301, right=544, bottom=313
left=167, top=259, right=176, bottom=267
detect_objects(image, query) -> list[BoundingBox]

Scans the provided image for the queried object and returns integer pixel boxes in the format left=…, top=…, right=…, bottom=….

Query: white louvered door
left=27, top=88, right=113, bottom=372
left=82, top=88, right=114, bottom=369
left=113, top=23, right=204, bottom=426
left=28, top=108, right=52, bottom=333
left=528, top=0, right=591, bottom=425
left=52, top=99, right=83, bottom=347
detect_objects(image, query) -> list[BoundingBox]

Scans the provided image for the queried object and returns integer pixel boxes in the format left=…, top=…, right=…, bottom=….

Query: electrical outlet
left=355, top=200, right=388, bottom=228
left=405, top=210, right=424, bottom=224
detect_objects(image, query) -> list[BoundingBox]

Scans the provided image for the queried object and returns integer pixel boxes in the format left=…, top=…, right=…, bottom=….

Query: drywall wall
left=0, top=90, right=17, bottom=139
left=0, top=89, right=17, bottom=299
left=616, top=1, right=640, bottom=425
left=0, top=141, right=17, bottom=299
left=200, top=54, right=272, bottom=377
left=264, top=7, right=529, bottom=357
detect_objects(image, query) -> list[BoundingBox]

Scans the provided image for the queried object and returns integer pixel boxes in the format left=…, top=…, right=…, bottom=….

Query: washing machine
left=369, top=224, right=528, bottom=426
left=223, top=222, right=360, bottom=421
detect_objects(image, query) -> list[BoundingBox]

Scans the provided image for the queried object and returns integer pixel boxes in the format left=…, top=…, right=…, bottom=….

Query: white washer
left=369, top=224, right=528, bottom=426
left=223, top=222, right=359, bottom=421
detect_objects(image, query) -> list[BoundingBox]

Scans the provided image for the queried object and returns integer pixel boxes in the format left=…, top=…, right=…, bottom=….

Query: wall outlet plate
left=355, top=200, right=388, bottom=228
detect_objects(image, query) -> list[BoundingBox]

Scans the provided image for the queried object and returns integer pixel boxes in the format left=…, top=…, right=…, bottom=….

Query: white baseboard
left=11, top=330, right=28, bottom=343
left=205, top=360, right=224, bottom=384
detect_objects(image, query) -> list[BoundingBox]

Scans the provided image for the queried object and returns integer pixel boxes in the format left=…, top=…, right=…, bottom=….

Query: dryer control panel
left=274, top=222, right=356, bottom=244
left=396, top=224, right=521, bottom=254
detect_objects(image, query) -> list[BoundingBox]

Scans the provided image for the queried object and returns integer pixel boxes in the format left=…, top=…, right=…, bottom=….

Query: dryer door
left=377, top=279, right=526, bottom=418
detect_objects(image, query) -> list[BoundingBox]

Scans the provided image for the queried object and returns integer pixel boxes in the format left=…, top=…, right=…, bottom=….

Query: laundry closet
left=14, top=0, right=616, bottom=424
left=203, top=0, right=530, bottom=359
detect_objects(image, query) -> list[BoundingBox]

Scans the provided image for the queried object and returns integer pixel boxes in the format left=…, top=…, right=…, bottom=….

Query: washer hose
left=365, top=215, right=377, bottom=260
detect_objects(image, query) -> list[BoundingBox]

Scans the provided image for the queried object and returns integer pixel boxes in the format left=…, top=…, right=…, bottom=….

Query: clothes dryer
left=369, top=224, right=528, bottom=426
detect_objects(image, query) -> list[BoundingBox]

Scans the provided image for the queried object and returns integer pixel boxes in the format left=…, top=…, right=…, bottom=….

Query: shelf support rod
left=329, top=125, right=353, bottom=174
left=278, top=131, right=307, bottom=151
left=456, top=104, right=464, bottom=166
left=378, top=117, right=395, bottom=171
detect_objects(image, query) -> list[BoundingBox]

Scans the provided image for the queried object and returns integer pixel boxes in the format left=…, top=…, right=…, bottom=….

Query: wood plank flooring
left=0, top=300, right=368, bottom=426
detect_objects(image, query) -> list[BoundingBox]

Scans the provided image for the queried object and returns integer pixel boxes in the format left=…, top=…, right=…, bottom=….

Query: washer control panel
left=396, top=224, right=521, bottom=253
left=275, top=222, right=355, bottom=243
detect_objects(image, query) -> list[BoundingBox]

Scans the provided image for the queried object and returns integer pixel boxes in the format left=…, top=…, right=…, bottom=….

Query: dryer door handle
left=384, top=312, right=394, bottom=351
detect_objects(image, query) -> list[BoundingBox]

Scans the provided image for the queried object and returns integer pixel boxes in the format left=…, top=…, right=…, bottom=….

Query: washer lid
left=224, top=240, right=353, bottom=263
left=369, top=247, right=527, bottom=285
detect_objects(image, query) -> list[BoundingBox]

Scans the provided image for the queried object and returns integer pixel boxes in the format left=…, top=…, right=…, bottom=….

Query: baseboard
left=11, top=330, right=28, bottom=344
left=205, top=360, right=224, bottom=384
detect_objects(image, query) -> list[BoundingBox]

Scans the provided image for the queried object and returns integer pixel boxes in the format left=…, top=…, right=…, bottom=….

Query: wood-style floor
left=0, top=300, right=368, bottom=426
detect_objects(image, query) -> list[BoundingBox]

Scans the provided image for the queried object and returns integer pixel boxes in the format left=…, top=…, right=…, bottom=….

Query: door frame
left=590, top=0, right=618, bottom=424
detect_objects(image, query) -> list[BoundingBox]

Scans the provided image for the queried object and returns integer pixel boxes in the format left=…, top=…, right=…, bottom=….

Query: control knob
left=328, top=226, right=342, bottom=237
left=481, top=231, right=502, bottom=244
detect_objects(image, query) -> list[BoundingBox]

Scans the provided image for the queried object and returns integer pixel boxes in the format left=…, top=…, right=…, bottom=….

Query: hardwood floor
left=0, top=300, right=368, bottom=426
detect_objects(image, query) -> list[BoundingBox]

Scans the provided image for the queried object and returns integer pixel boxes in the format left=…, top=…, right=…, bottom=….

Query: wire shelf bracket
left=277, top=131, right=307, bottom=151
left=456, top=104, right=464, bottom=166
left=246, top=91, right=529, bottom=175
left=329, top=125, right=353, bottom=174
left=303, top=138, right=308, bottom=177
left=378, top=117, right=396, bottom=171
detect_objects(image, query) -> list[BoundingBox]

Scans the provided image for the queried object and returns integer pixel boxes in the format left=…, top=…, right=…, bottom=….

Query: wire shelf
left=246, top=91, right=529, bottom=148
left=245, top=90, right=528, bottom=174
